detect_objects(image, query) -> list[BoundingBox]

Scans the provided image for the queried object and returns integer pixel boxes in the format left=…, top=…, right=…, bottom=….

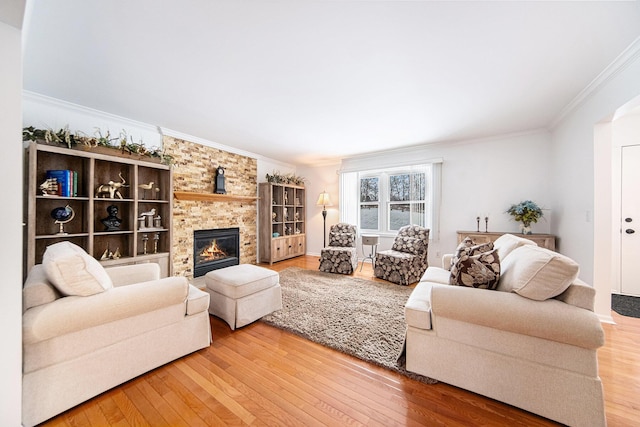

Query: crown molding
left=23, top=90, right=160, bottom=133
left=159, top=127, right=262, bottom=160
left=551, top=36, right=640, bottom=129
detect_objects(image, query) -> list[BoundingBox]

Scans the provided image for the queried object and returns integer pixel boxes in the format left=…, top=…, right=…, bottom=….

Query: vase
left=521, top=223, right=532, bottom=235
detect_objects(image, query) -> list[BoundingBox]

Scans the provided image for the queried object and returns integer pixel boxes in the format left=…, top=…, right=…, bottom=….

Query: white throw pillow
left=493, top=233, right=537, bottom=261
left=42, top=241, right=113, bottom=296
left=498, top=245, right=579, bottom=301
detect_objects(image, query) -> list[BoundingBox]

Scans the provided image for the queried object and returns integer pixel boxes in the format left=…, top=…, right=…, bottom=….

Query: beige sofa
left=404, top=234, right=606, bottom=427
left=22, top=243, right=211, bottom=427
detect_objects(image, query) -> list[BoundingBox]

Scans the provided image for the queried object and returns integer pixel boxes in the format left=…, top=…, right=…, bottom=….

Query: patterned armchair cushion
left=329, top=232, right=356, bottom=247
left=391, top=225, right=430, bottom=255
left=319, top=247, right=358, bottom=275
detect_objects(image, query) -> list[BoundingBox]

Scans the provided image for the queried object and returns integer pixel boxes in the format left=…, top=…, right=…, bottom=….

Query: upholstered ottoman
left=205, top=264, right=282, bottom=330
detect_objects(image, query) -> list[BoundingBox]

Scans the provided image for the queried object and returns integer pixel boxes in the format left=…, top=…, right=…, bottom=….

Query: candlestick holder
left=476, top=216, right=480, bottom=232
left=484, top=216, right=489, bottom=233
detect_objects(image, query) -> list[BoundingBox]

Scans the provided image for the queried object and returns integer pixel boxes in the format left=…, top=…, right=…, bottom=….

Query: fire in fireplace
left=193, top=227, right=239, bottom=277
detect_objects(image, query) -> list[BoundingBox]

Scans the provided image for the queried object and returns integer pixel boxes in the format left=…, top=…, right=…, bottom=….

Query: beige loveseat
left=22, top=242, right=212, bottom=427
left=404, top=234, right=606, bottom=427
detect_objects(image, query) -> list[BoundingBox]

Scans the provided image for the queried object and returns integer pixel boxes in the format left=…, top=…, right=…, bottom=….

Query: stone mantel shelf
left=173, top=191, right=258, bottom=203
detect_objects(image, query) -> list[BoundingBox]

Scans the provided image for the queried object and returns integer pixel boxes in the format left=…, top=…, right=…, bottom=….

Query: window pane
left=360, top=177, right=379, bottom=202
left=389, top=174, right=409, bottom=201
left=389, top=203, right=410, bottom=230
left=411, top=203, right=426, bottom=227
left=411, top=173, right=426, bottom=200
left=360, top=205, right=379, bottom=229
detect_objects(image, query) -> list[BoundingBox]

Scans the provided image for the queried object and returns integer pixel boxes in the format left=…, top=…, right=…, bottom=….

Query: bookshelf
left=258, top=182, right=306, bottom=264
left=24, top=141, right=174, bottom=277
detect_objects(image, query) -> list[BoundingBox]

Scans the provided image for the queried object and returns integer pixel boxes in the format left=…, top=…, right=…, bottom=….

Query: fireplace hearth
left=193, top=227, right=239, bottom=277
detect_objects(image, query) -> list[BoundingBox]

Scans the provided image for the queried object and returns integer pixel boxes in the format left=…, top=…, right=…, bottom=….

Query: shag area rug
left=261, top=267, right=436, bottom=383
left=612, top=293, right=640, bottom=318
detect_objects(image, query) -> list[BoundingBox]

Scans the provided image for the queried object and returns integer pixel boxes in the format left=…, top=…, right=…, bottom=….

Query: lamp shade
left=316, top=191, right=333, bottom=207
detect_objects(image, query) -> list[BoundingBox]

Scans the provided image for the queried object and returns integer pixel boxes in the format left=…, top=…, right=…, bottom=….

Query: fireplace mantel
left=174, top=191, right=258, bottom=203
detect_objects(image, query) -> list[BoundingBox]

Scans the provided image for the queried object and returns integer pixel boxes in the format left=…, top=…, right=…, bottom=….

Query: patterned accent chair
left=374, top=225, right=430, bottom=285
left=319, top=223, right=359, bottom=275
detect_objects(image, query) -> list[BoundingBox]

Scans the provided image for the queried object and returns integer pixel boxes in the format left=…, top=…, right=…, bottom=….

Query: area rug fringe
left=261, top=267, right=436, bottom=384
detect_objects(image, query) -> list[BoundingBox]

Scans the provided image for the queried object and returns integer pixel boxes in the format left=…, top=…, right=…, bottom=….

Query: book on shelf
left=46, top=170, right=76, bottom=197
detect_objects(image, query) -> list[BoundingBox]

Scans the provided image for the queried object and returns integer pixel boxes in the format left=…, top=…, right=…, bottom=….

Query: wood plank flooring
left=40, top=256, right=640, bottom=426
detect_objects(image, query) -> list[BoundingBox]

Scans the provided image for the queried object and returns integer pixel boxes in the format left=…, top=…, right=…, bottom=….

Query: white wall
left=301, top=130, right=553, bottom=267
left=0, top=19, right=24, bottom=427
left=552, top=39, right=640, bottom=320
left=297, top=163, right=340, bottom=256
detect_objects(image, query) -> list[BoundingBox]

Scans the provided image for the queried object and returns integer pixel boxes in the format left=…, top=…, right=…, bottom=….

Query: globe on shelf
left=51, top=205, right=75, bottom=235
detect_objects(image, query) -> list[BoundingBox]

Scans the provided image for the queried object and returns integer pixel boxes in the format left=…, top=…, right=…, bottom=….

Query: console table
left=457, top=231, right=556, bottom=251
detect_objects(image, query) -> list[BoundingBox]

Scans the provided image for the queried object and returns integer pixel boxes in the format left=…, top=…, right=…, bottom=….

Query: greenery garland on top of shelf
left=22, top=126, right=175, bottom=166
left=265, top=171, right=306, bottom=186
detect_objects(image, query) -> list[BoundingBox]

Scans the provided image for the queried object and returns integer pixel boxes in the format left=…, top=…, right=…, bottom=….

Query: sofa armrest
left=105, top=263, right=161, bottom=287
left=23, top=276, right=188, bottom=344
left=442, top=254, right=453, bottom=270
left=554, top=278, right=595, bottom=311
left=431, top=284, right=604, bottom=349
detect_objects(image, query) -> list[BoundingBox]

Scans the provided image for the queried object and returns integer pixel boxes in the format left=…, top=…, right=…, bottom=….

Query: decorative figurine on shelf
left=272, top=211, right=277, bottom=222
left=138, top=208, right=156, bottom=229
left=101, top=205, right=122, bottom=231
left=39, top=178, right=59, bottom=196
left=95, top=172, right=128, bottom=199
left=283, top=191, right=288, bottom=205
left=284, top=207, right=288, bottom=221
left=295, top=211, right=300, bottom=221
left=214, top=166, right=226, bottom=194
left=100, top=246, right=121, bottom=260
left=51, top=205, right=75, bottom=235
left=295, top=227, right=301, bottom=234
left=138, top=181, right=154, bottom=199
left=154, top=215, right=162, bottom=228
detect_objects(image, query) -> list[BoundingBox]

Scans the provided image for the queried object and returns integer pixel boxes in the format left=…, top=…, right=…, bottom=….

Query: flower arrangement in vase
left=506, top=200, right=543, bottom=235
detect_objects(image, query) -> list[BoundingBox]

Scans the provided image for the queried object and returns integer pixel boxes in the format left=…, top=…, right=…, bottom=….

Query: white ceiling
left=22, top=1, right=640, bottom=166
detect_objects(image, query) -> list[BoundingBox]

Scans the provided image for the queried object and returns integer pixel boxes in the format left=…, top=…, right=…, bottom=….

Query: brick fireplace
left=164, top=136, right=257, bottom=278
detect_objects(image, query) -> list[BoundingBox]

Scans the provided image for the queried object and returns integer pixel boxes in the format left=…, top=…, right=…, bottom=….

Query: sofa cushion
left=450, top=249, right=501, bottom=289
left=493, top=233, right=537, bottom=261
left=420, top=266, right=451, bottom=284
left=498, top=245, right=579, bottom=300
left=42, top=242, right=113, bottom=296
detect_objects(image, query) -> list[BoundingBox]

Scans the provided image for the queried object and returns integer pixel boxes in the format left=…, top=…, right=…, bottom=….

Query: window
left=359, top=176, right=379, bottom=229
left=388, top=172, right=426, bottom=231
left=354, top=165, right=433, bottom=235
